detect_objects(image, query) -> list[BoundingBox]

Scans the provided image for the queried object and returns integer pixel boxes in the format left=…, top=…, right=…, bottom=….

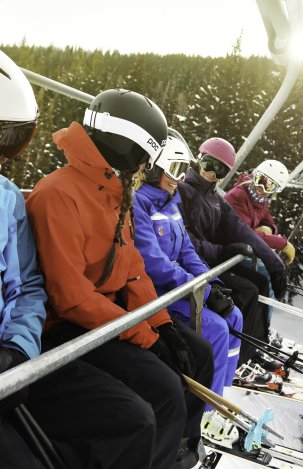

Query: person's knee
left=203, top=308, right=229, bottom=337
left=130, top=394, right=157, bottom=438
left=228, top=306, right=243, bottom=330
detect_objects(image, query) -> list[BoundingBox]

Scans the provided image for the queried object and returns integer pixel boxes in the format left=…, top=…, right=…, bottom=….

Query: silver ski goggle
left=0, top=120, right=37, bottom=160
left=253, top=171, right=279, bottom=194
left=162, top=160, right=190, bottom=181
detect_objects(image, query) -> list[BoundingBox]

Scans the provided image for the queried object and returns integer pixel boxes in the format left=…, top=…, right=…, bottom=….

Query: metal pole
left=258, top=295, right=303, bottom=318
left=22, top=68, right=94, bottom=104
left=220, top=60, right=302, bottom=190
left=0, top=255, right=244, bottom=401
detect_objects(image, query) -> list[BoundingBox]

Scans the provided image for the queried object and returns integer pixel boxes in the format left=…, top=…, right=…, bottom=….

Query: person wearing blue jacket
left=134, top=135, right=243, bottom=445
left=2, top=52, right=211, bottom=469
left=0, top=51, right=47, bottom=467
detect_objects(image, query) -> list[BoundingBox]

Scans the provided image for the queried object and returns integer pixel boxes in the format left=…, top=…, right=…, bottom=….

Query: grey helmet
left=0, top=51, right=38, bottom=160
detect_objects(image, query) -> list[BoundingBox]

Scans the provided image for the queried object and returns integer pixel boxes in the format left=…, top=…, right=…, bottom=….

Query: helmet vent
left=0, top=68, right=10, bottom=80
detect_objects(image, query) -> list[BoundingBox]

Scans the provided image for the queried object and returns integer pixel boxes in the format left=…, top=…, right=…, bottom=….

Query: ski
left=201, top=429, right=303, bottom=469
left=232, top=354, right=303, bottom=402
left=231, top=385, right=303, bottom=403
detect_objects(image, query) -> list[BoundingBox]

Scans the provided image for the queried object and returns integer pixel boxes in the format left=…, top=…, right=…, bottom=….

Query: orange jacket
left=27, top=122, right=171, bottom=349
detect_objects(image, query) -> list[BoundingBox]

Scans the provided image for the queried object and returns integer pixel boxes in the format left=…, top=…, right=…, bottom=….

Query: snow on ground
left=211, top=298, right=303, bottom=468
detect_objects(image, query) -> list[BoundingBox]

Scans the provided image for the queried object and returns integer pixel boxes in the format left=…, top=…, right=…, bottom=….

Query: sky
left=0, top=0, right=271, bottom=58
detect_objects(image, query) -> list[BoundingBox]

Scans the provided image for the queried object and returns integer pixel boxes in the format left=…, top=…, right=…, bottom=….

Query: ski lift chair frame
left=1, top=0, right=303, bottom=465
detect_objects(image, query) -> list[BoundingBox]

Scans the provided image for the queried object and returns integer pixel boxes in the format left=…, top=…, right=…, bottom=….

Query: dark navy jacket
left=133, top=183, right=212, bottom=318
left=178, top=168, right=285, bottom=273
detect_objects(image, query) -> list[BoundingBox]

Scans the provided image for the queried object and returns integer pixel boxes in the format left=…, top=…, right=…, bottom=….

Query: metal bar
left=287, top=212, right=303, bottom=242
left=258, top=295, right=303, bottom=318
left=190, top=283, right=206, bottom=334
left=220, top=60, right=302, bottom=190
left=21, top=68, right=94, bottom=104
left=0, top=255, right=244, bottom=401
left=287, top=161, right=303, bottom=185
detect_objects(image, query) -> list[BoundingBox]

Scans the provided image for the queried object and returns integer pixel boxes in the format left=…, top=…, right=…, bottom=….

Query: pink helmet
left=198, top=137, right=236, bottom=169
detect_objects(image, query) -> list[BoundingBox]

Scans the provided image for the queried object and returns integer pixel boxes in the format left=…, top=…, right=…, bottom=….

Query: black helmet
left=83, top=89, right=167, bottom=172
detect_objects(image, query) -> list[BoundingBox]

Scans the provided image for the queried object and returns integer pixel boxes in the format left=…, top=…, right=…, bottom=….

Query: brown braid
left=114, top=170, right=135, bottom=244
left=96, top=170, right=135, bottom=287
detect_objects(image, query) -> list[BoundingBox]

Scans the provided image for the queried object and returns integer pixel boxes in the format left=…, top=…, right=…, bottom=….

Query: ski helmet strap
left=83, top=109, right=162, bottom=161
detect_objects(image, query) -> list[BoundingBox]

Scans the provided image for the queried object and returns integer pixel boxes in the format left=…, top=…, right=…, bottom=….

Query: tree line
left=1, top=43, right=302, bottom=296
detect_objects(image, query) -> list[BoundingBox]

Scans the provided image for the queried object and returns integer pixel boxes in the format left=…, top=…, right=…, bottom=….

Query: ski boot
left=201, top=410, right=239, bottom=449
left=253, top=350, right=290, bottom=379
left=234, top=360, right=283, bottom=392
left=175, top=438, right=204, bottom=469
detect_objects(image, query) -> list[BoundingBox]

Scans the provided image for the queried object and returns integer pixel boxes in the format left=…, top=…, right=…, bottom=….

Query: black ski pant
left=27, top=320, right=213, bottom=469
left=220, top=266, right=269, bottom=365
left=27, top=357, right=157, bottom=469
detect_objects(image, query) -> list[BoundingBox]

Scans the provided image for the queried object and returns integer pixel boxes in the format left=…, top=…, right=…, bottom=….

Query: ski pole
left=287, top=284, right=303, bottom=297
left=186, top=381, right=275, bottom=448
left=183, top=375, right=283, bottom=441
left=229, top=327, right=303, bottom=373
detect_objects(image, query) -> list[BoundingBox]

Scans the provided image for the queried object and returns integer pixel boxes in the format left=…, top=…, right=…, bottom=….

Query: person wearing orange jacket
left=26, top=89, right=214, bottom=469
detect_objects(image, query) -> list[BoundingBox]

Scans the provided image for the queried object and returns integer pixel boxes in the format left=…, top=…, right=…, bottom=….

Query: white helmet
left=145, top=135, right=191, bottom=184
left=0, top=50, right=38, bottom=160
left=253, top=160, right=289, bottom=193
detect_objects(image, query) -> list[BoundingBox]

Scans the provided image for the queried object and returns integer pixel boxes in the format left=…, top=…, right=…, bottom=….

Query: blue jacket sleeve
left=0, top=186, right=47, bottom=358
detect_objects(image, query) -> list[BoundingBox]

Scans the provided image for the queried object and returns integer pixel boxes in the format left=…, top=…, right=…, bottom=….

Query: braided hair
left=96, top=170, right=135, bottom=287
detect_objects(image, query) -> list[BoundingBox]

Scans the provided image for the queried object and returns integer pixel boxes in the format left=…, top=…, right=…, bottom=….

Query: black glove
left=149, top=338, right=180, bottom=375
left=150, top=323, right=196, bottom=378
left=206, top=284, right=234, bottom=318
left=0, top=347, right=28, bottom=412
left=270, top=270, right=287, bottom=301
left=220, top=243, right=253, bottom=262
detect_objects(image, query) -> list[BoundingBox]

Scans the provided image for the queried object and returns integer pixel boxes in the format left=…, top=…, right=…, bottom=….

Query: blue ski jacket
left=178, top=168, right=285, bottom=274
left=0, top=176, right=46, bottom=358
left=133, top=183, right=213, bottom=317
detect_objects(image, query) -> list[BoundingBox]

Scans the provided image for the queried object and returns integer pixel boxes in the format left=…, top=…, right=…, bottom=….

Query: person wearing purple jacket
left=178, top=138, right=287, bottom=360
left=134, top=136, right=243, bottom=447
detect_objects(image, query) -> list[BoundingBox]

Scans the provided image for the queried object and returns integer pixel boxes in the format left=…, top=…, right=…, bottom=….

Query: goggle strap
left=83, top=109, right=163, bottom=159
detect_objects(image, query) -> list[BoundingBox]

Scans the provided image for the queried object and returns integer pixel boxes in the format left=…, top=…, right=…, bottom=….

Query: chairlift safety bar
left=0, top=255, right=243, bottom=402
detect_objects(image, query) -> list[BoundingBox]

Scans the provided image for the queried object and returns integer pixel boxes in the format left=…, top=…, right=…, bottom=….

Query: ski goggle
left=0, top=120, right=37, bottom=160
left=253, top=171, right=279, bottom=194
left=199, top=154, right=229, bottom=179
left=163, top=160, right=190, bottom=181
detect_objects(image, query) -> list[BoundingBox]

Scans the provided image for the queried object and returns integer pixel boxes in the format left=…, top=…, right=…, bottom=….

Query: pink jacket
left=225, top=173, right=287, bottom=250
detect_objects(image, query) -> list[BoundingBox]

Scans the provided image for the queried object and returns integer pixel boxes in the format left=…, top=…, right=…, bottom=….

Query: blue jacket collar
left=138, top=183, right=181, bottom=208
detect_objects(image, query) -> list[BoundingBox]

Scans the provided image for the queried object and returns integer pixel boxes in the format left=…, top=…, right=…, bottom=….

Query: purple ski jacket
left=178, top=168, right=285, bottom=274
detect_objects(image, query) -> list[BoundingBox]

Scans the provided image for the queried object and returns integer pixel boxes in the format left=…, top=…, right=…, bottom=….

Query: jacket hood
left=233, top=172, right=252, bottom=187
left=184, top=167, right=216, bottom=194
left=52, top=122, right=122, bottom=191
